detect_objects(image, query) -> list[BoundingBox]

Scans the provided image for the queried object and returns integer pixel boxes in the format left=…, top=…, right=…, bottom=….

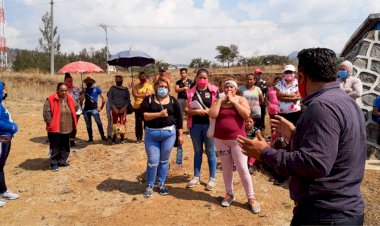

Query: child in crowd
left=245, top=117, right=258, bottom=174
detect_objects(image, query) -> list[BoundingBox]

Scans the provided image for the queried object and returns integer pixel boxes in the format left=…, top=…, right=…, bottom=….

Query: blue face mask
left=157, top=87, right=168, bottom=97
left=338, top=70, right=348, bottom=79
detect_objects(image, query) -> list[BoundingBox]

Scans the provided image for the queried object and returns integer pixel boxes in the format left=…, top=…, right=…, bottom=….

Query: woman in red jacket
left=43, top=83, right=77, bottom=172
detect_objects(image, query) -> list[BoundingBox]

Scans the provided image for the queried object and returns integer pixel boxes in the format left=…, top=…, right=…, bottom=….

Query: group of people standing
left=2, top=47, right=370, bottom=225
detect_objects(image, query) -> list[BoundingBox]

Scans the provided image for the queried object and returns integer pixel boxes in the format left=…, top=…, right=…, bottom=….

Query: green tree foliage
left=189, top=58, right=211, bottom=68
left=12, top=47, right=108, bottom=73
left=37, top=11, right=60, bottom=54
left=215, top=44, right=239, bottom=67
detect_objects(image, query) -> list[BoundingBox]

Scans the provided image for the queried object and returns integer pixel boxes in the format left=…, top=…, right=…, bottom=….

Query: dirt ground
left=1, top=98, right=379, bottom=225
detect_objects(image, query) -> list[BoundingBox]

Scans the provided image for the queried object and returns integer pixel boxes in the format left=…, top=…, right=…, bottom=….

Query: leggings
left=214, top=138, right=255, bottom=200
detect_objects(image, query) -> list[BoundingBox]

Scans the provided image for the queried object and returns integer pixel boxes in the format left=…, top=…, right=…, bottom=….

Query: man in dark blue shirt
left=238, top=48, right=366, bottom=225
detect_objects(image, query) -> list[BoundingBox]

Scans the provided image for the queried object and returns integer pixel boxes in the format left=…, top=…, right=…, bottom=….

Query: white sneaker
left=0, top=200, right=5, bottom=207
left=248, top=198, right=261, bottom=214
left=186, top=177, right=200, bottom=188
left=0, top=191, right=20, bottom=200
left=206, top=178, right=215, bottom=191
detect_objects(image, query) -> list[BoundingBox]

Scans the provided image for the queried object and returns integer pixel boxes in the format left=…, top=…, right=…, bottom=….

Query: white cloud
left=5, top=0, right=380, bottom=64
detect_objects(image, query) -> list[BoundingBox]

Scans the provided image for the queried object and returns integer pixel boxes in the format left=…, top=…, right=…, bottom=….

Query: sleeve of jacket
left=0, top=117, right=15, bottom=132
left=261, top=102, right=340, bottom=179
left=348, top=78, right=363, bottom=99
left=43, top=99, right=52, bottom=124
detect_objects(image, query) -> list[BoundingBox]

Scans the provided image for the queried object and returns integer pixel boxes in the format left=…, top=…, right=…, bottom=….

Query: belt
left=146, top=125, right=175, bottom=131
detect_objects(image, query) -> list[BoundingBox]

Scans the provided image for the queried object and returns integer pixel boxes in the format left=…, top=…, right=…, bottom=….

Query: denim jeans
left=144, top=127, right=176, bottom=187
left=291, top=206, right=364, bottom=226
left=190, top=124, right=216, bottom=179
left=83, top=109, right=105, bottom=140
left=0, top=141, right=11, bottom=193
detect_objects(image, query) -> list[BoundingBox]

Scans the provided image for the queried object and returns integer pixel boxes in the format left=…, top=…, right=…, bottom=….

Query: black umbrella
left=107, top=50, right=155, bottom=68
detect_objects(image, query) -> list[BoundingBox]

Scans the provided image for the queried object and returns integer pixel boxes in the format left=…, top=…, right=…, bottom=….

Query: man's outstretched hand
left=237, top=130, right=269, bottom=160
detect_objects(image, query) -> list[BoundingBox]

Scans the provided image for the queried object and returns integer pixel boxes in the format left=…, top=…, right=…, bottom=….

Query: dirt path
left=1, top=100, right=379, bottom=226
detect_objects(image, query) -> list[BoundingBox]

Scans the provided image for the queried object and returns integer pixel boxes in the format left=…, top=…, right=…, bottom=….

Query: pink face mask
left=284, top=73, right=295, bottom=81
left=197, top=78, right=208, bottom=88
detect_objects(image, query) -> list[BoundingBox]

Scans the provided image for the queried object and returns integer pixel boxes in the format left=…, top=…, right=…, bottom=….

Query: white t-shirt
left=275, top=79, right=301, bottom=114
left=238, top=85, right=262, bottom=118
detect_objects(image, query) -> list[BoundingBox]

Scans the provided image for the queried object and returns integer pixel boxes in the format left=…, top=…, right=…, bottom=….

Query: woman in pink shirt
left=209, top=78, right=261, bottom=214
left=266, top=76, right=281, bottom=132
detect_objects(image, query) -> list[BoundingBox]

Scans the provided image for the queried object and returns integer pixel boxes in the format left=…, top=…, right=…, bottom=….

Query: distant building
left=341, top=13, right=380, bottom=157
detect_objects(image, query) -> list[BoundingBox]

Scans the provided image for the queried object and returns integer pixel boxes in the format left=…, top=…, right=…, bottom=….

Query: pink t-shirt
left=214, top=107, right=246, bottom=140
left=267, top=86, right=279, bottom=115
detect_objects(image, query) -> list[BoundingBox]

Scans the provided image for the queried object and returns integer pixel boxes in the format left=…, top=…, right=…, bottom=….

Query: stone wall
left=345, top=29, right=380, bottom=158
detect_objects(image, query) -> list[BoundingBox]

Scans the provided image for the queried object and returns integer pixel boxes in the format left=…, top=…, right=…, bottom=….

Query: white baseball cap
left=283, top=65, right=296, bottom=72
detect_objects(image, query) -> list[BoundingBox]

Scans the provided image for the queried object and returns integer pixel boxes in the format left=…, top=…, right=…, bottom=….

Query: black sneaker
left=159, top=185, right=169, bottom=196
left=101, top=136, right=108, bottom=141
left=50, top=164, right=59, bottom=172
left=58, top=162, right=70, bottom=167
left=87, top=139, right=94, bottom=143
left=70, top=141, right=76, bottom=147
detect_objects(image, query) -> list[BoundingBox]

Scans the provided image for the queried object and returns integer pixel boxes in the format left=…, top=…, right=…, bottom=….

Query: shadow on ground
left=96, top=177, right=247, bottom=210
left=18, top=158, right=50, bottom=171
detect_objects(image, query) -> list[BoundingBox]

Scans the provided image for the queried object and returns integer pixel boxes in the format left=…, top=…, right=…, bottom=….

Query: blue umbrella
left=107, top=50, right=155, bottom=68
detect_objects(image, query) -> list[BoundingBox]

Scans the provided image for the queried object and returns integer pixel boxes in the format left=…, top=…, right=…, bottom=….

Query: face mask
left=197, top=78, right=208, bottom=89
left=116, top=81, right=123, bottom=86
left=284, top=73, right=295, bottom=81
left=338, top=71, right=348, bottom=79
left=2, top=93, right=7, bottom=101
left=86, top=83, right=93, bottom=88
left=139, top=78, right=147, bottom=84
left=157, top=87, right=168, bottom=97
left=66, top=82, right=73, bottom=88
left=298, top=75, right=307, bottom=98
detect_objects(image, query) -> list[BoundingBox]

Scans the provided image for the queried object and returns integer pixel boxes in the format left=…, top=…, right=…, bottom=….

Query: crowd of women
left=0, top=59, right=363, bottom=213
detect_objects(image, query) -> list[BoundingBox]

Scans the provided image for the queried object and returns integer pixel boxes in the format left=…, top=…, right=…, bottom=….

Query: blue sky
left=4, top=0, right=380, bottom=64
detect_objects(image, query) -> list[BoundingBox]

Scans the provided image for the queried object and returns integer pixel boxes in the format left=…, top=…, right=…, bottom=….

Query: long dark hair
left=64, top=73, right=72, bottom=81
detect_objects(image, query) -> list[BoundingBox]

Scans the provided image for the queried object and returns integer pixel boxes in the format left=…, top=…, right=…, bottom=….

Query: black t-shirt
left=140, top=94, right=183, bottom=129
left=176, top=78, right=192, bottom=99
left=192, top=88, right=213, bottom=125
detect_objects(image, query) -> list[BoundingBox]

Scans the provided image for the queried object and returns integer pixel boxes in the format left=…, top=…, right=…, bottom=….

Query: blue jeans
left=83, top=109, right=105, bottom=140
left=144, top=127, right=176, bottom=187
left=190, top=124, right=216, bottom=179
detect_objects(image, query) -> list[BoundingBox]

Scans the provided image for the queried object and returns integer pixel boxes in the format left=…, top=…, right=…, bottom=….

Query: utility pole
left=98, top=24, right=109, bottom=74
left=50, top=0, right=54, bottom=75
left=0, top=0, right=7, bottom=68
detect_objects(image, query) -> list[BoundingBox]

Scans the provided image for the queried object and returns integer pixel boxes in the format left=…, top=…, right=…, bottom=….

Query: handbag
left=112, top=123, right=126, bottom=135
left=127, top=103, right=134, bottom=114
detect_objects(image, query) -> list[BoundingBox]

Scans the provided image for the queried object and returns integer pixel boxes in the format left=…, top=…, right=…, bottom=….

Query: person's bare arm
left=99, top=93, right=106, bottom=111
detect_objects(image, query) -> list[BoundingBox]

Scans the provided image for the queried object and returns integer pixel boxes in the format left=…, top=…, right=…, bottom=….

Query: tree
left=37, top=11, right=61, bottom=54
left=215, top=45, right=230, bottom=66
left=228, top=44, right=239, bottom=66
left=215, top=44, right=239, bottom=67
left=189, top=58, right=211, bottom=68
